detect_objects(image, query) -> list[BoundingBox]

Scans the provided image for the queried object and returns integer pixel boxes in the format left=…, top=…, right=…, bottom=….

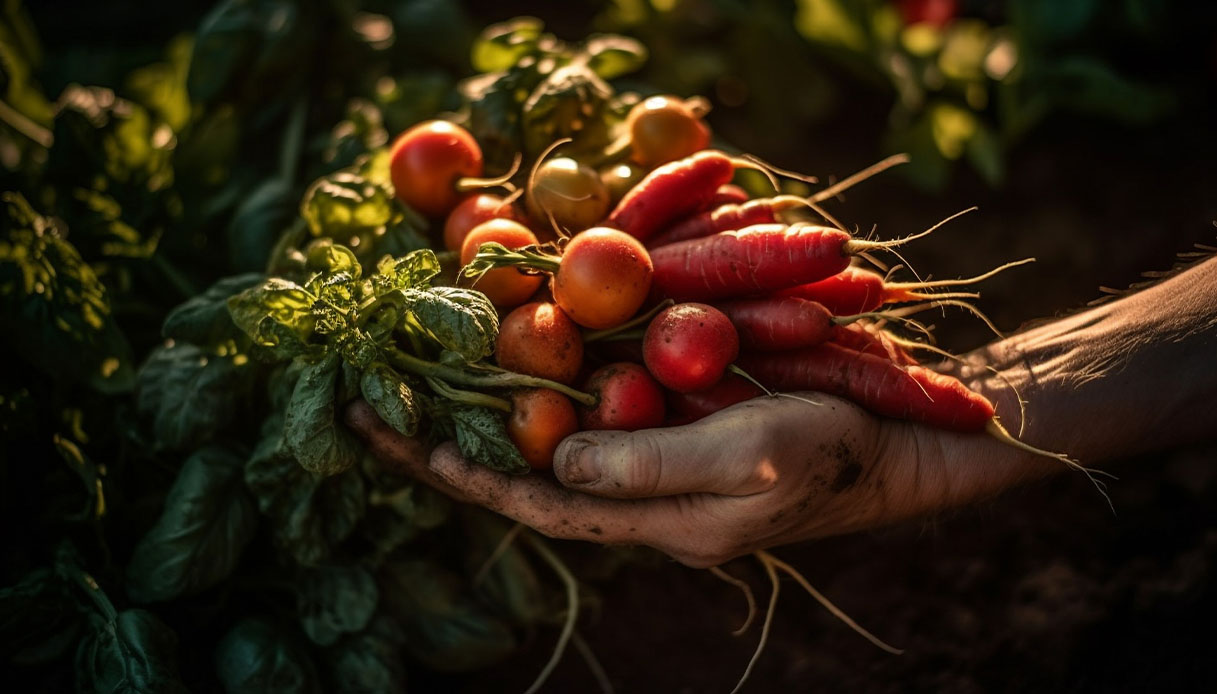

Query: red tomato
left=552, top=227, right=653, bottom=330
left=444, top=193, right=521, bottom=252
left=643, top=303, right=739, bottom=392
left=389, top=120, right=483, bottom=218
left=508, top=388, right=579, bottom=471
left=496, top=302, right=584, bottom=385
left=460, top=219, right=543, bottom=307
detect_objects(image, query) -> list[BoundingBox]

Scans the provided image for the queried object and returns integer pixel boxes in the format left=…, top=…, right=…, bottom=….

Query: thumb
left=552, top=412, right=777, bottom=499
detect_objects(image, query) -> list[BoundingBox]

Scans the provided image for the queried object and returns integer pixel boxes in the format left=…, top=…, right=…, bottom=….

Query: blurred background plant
left=1, top=0, right=1215, bottom=691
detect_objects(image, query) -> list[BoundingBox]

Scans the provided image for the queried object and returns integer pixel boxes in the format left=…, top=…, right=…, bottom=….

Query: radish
left=666, top=373, right=763, bottom=422
left=579, top=362, right=666, bottom=431
left=643, top=303, right=739, bottom=392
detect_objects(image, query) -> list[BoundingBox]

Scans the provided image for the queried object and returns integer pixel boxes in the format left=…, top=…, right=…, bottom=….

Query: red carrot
left=606, top=150, right=741, bottom=242
left=778, top=259, right=1032, bottom=315
left=666, top=373, right=763, bottom=422
left=718, top=296, right=835, bottom=351
left=736, top=342, right=993, bottom=431
left=646, top=196, right=811, bottom=249
left=649, top=223, right=892, bottom=303
left=705, top=184, right=749, bottom=209
left=829, top=323, right=918, bottom=366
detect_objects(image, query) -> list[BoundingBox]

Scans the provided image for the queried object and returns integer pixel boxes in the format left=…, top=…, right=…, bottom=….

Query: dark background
left=16, top=0, right=1217, bottom=691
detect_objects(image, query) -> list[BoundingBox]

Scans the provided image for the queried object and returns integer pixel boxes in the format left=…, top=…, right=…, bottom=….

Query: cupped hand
left=346, top=393, right=1051, bottom=568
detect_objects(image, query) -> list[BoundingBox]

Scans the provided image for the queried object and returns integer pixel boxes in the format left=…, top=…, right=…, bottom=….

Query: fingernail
left=562, top=442, right=600, bottom=485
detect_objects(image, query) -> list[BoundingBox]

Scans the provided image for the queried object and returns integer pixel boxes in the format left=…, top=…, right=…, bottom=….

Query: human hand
left=347, top=391, right=1054, bottom=567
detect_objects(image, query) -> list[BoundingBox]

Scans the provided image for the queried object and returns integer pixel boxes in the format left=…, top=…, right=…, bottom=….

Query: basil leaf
left=215, top=619, right=321, bottom=694
left=162, top=273, right=263, bottom=346
left=284, top=355, right=361, bottom=477
left=304, top=240, right=361, bottom=278
left=296, top=566, right=377, bottom=646
left=75, top=609, right=189, bottom=694
left=379, top=559, right=516, bottom=673
left=324, top=617, right=407, bottom=694
left=127, top=444, right=258, bottom=603
left=450, top=406, right=528, bottom=474
left=301, top=172, right=396, bottom=242
left=227, top=277, right=316, bottom=348
left=522, top=63, right=614, bottom=157
left=374, top=248, right=441, bottom=290
left=470, top=17, right=544, bottom=73
left=584, top=34, right=648, bottom=79
left=228, top=179, right=295, bottom=273
left=403, top=286, right=499, bottom=363
left=360, top=363, right=419, bottom=437
left=136, top=343, right=255, bottom=451
left=0, top=568, right=84, bottom=666
left=245, top=424, right=366, bottom=566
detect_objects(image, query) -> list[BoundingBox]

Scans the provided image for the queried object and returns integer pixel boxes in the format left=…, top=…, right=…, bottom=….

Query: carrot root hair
left=807, top=153, right=911, bottom=204
left=887, top=257, right=1035, bottom=292
left=844, top=206, right=979, bottom=256
left=522, top=532, right=580, bottom=694
left=709, top=565, right=759, bottom=637
left=729, top=552, right=780, bottom=694
left=983, top=419, right=1117, bottom=513
left=457, top=152, right=523, bottom=193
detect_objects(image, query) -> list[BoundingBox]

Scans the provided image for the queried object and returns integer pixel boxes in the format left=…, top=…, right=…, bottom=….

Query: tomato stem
left=425, top=376, right=512, bottom=412
left=582, top=298, right=674, bottom=343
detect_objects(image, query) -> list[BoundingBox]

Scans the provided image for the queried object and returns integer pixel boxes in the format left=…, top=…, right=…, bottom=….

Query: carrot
left=705, top=184, right=749, bottom=208
left=666, top=373, right=763, bottom=422
left=646, top=196, right=810, bottom=249
left=649, top=223, right=897, bottom=303
left=718, top=296, right=835, bottom=351
left=606, top=150, right=745, bottom=242
left=778, top=259, right=1033, bottom=315
left=736, top=342, right=993, bottom=431
left=828, top=323, right=918, bottom=366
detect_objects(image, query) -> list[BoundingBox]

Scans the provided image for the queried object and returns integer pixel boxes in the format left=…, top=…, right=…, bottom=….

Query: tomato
left=389, top=120, right=483, bottom=218
left=444, top=193, right=521, bottom=252
left=526, top=157, right=610, bottom=233
left=496, top=302, right=583, bottom=385
left=460, top=219, right=543, bottom=307
left=897, top=0, right=957, bottom=27
left=578, top=362, right=666, bottom=431
left=552, top=227, right=653, bottom=329
left=627, top=96, right=711, bottom=168
left=643, top=303, right=739, bottom=392
left=600, top=162, right=646, bottom=205
left=508, top=388, right=579, bottom=471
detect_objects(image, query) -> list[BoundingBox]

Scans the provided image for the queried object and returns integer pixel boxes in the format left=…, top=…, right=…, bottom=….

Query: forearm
left=969, top=255, right=1217, bottom=464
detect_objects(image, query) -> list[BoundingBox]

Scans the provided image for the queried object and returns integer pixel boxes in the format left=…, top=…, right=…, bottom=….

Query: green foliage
left=324, top=617, right=408, bottom=694
left=161, top=273, right=263, bottom=346
left=136, top=342, right=255, bottom=451
left=360, top=363, right=420, bottom=437
left=284, top=355, right=362, bottom=477
left=296, top=566, right=378, bottom=646
left=126, top=445, right=258, bottom=602
left=75, top=609, right=190, bottom=694
left=215, top=619, right=321, bottom=694
left=447, top=405, right=529, bottom=475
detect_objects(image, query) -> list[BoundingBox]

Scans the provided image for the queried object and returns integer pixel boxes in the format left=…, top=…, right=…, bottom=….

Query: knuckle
left=615, top=435, right=664, bottom=496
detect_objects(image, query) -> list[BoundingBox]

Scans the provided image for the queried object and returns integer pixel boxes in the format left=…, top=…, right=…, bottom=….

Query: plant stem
left=425, top=376, right=512, bottom=412
left=0, top=99, right=52, bottom=147
left=386, top=348, right=597, bottom=407
left=582, top=299, right=673, bottom=343
left=523, top=533, right=579, bottom=694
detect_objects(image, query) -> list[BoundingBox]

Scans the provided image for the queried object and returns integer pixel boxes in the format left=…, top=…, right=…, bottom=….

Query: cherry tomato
left=496, top=302, right=583, bottom=385
left=627, top=96, right=711, bottom=168
left=509, top=388, right=579, bottom=471
left=552, top=227, right=652, bottom=330
left=444, top=193, right=521, bottom=252
left=578, top=362, right=666, bottom=431
left=526, top=157, right=610, bottom=233
left=460, top=219, right=543, bottom=307
left=389, top=120, right=483, bottom=218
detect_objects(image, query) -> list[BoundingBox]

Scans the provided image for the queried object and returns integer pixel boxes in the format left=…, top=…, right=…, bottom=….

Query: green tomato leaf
left=284, top=355, right=361, bottom=477
left=75, top=609, right=189, bottom=694
left=245, top=421, right=366, bottom=566
left=296, top=566, right=378, bottom=646
left=470, top=17, right=544, bottom=73
left=460, top=64, right=544, bottom=169
left=162, top=273, right=263, bottom=346
left=127, top=444, right=258, bottom=603
left=324, top=617, right=407, bottom=694
left=584, top=34, right=648, bottom=79
left=360, top=363, right=419, bottom=438
left=379, top=559, right=516, bottom=673
left=403, top=286, right=499, bottom=363
left=450, top=406, right=528, bottom=474
left=522, top=64, right=614, bottom=156
left=215, top=619, right=321, bottom=694
left=136, top=343, right=256, bottom=451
